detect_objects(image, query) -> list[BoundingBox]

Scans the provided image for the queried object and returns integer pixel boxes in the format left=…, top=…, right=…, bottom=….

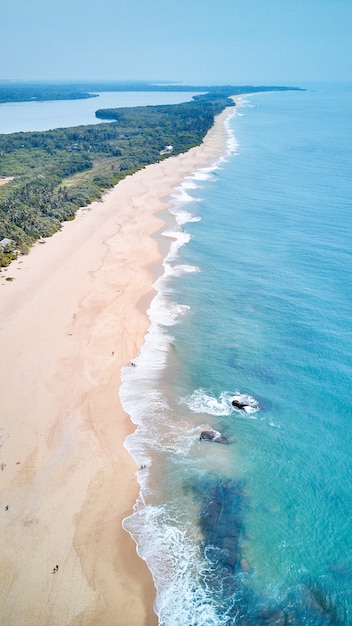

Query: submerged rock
left=257, top=608, right=287, bottom=625
left=199, top=430, right=230, bottom=444
left=240, top=557, right=251, bottom=572
left=255, top=582, right=343, bottom=625
left=198, top=478, right=245, bottom=576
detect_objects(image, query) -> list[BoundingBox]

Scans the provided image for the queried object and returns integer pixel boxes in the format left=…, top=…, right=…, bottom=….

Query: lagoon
left=0, top=91, right=202, bottom=134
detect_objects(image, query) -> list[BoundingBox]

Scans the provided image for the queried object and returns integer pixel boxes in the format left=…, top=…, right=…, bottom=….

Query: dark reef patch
left=185, top=474, right=341, bottom=624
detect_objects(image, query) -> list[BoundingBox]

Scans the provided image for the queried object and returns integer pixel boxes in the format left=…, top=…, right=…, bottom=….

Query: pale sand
left=0, top=177, right=14, bottom=186
left=0, top=103, right=236, bottom=625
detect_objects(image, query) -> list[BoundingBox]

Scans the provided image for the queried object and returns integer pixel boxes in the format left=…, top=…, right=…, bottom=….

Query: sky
left=1, top=0, right=352, bottom=85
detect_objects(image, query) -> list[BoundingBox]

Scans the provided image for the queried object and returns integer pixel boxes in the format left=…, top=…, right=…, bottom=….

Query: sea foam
left=121, top=117, right=241, bottom=623
left=123, top=505, right=224, bottom=626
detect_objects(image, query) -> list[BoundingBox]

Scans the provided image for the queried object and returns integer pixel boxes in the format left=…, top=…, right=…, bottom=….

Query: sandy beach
left=0, top=103, right=235, bottom=625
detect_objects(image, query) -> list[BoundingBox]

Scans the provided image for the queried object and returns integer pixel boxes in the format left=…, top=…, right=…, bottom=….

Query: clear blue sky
left=1, top=0, right=352, bottom=85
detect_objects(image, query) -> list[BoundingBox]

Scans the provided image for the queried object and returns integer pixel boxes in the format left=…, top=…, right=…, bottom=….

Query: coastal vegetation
left=0, top=83, right=97, bottom=104
left=0, top=85, right=297, bottom=266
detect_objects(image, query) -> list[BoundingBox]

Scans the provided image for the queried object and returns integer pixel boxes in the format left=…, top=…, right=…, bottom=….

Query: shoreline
left=0, top=101, right=237, bottom=625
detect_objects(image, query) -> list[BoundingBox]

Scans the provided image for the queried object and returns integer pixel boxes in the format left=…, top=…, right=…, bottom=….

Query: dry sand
left=0, top=103, right=236, bottom=625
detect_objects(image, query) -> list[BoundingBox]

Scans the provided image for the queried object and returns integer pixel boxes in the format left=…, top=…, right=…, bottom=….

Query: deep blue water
left=122, top=84, right=352, bottom=625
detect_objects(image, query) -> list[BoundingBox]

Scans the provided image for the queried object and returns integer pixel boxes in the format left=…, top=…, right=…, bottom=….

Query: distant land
left=0, top=81, right=302, bottom=104
left=0, top=83, right=303, bottom=267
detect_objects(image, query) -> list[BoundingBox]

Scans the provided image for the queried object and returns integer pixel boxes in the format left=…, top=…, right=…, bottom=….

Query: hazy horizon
left=2, top=0, right=352, bottom=85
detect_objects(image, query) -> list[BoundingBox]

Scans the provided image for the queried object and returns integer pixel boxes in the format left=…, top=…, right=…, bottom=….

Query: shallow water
left=122, top=83, right=352, bottom=625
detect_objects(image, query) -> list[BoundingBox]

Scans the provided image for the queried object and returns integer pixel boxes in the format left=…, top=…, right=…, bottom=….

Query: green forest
left=0, top=86, right=296, bottom=266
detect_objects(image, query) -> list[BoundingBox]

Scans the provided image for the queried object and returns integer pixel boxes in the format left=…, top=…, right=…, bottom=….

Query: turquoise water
left=0, top=91, right=202, bottom=133
left=122, top=84, right=352, bottom=624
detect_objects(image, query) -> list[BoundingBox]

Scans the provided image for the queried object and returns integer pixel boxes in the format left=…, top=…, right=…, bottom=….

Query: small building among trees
left=160, top=145, right=173, bottom=155
left=0, top=238, right=14, bottom=251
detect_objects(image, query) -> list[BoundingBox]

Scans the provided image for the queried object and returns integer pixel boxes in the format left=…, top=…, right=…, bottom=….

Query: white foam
left=171, top=187, right=199, bottom=203
left=172, top=264, right=200, bottom=276
left=162, top=228, right=191, bottom=244
left=119, top=114, right=243, bottom=623
left=169, top=207, right=201, bottom=226
left=123, top=504, right=224, bottom=626
left=182, top=179, right=200, bottom=190
left=224, top=114, right=239, bottom=157
left=197, top=162, right=221, bottom=176
left=181, top=389, right=234, bottom=416
left=167, top=122, right=241, bottom=235
left=181, top=388, right=260, bottom=417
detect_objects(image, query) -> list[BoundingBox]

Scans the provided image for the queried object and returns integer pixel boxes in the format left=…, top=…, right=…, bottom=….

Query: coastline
left=0, top=102, right=236, bottom=625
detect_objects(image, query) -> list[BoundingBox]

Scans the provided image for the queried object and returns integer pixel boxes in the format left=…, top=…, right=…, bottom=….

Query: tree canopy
left=0, top=86, right=298, bottom=266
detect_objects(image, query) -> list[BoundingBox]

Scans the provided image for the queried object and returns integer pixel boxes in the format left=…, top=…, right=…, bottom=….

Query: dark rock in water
left=199, top=430, right=229, bottom=444
left=232, top=398, right=249, bottom=409
left=199, top=430, right=215, bottom=441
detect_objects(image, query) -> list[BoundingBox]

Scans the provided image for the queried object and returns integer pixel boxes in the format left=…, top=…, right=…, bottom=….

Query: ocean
left=121, top=83, right=352, bottom=625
